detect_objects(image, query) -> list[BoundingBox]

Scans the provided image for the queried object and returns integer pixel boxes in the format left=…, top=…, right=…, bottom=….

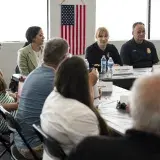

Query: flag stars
left=61, top=5, right=74, bottom=25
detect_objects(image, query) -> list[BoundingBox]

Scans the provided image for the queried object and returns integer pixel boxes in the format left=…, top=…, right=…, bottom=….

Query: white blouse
left=40, top=90, right=99, bottom=160
left=33, top=50, right=43, bottom=67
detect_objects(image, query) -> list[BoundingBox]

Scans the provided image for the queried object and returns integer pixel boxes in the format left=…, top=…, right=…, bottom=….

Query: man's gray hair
left=130, top=73, right=160, bottom=134
left=132, top=22, right=144, bottom=30
left=43, top=37, right=69, bottom=66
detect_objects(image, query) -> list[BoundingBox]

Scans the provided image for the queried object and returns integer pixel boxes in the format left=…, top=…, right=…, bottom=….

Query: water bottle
left=107, top=57, right=114, bottom=78
left=84, top=59, right=89, bottom=70
left=101, top=55, right=107, bottom=73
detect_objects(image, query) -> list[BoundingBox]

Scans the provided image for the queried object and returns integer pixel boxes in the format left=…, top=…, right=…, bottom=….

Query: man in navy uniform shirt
left=120, top=22, right=159, bottom=68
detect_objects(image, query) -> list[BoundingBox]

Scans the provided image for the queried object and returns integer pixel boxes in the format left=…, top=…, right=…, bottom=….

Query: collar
left=94, top=42, right=107, bottom=51
left=41, top=63, right=56, bottom=72
left=131, top=38, right=145, bottom=45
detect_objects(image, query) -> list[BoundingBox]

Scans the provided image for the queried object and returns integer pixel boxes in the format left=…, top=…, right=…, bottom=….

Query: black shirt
left=120, top=38, right=159, bottom=68
left=85, top=42, right=122, bottom=69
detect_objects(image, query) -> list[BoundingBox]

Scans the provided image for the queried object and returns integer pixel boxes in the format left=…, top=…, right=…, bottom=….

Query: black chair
left=0, top=106, right=40, bottom=160
left=32, top=124, right=67, bottom=160
left=0, top=106, right=14, bottom=159
left=0, top=132, right=12, bottom=158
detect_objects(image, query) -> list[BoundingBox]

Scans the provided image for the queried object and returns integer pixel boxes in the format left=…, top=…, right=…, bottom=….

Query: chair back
left=0, top=133, right=12, bottom=158
left=0, top=106, right=40, bottom=160
left=33, top=124, right=67, bottom=160
left=0, top=106, right=15, bottom=158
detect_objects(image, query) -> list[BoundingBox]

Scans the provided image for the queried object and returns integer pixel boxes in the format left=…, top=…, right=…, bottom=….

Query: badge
left=147, top=48, right=151, bottom=54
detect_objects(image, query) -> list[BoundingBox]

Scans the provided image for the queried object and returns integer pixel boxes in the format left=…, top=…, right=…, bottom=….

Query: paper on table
left=97, top=81, right=113, bottom=92
left=152, top=65, right=160, bottom=73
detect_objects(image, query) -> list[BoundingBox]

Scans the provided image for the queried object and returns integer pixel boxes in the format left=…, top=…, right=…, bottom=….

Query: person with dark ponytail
left=17, top=26, right=45, bottom=76
left=41, top=56, right=110, bottom=160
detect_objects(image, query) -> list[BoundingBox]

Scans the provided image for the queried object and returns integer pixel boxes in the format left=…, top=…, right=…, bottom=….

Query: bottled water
left=84, top=59, right=89, bottom=70
left=101, top=55, right=107, bottom=73
left=107, top=57, right=114, bottom=78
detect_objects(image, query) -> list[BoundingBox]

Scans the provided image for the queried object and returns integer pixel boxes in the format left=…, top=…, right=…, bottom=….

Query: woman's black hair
left=23, top=26, right=41, bottom=47
left=55, top=56, right=110, bottom=135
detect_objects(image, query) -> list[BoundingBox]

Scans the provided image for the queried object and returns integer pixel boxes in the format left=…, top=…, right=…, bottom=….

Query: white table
left=98, top=85, right=133, bottom=135
left=100, top=67, right=152, bottom=80
left=99, top=68, right=152, bottom=90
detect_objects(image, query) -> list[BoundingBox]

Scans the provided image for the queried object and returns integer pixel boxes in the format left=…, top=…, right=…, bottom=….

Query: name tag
left=113, top=66, right=133, bottom=75
left=97, top=81, right=113, bottom=92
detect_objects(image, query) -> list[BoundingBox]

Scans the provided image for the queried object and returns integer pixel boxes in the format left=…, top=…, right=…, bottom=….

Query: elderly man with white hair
left=67, top=73, right=160, bottom=160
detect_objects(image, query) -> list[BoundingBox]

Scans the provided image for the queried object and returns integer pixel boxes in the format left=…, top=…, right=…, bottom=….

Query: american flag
left=61, top=5, right=86, bottom=55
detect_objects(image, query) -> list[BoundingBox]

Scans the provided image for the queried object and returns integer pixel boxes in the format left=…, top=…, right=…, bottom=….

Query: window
left=150, top=0, right=160, bottom=39
left=96, top=0, right=148, bottom=40
left=0, top=0, right=47, bottom=41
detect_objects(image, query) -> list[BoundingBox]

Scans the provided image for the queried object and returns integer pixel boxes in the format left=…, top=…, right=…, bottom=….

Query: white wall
left=0, top=42, right=24, bottom=86
left=1, top=0, right=160, bottom=87
left=49, top=0, right=96, bottom=47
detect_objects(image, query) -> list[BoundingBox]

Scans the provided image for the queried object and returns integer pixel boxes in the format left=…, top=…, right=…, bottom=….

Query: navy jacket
left=120, top=38, right=159, bottom=68
left=85, top=42, right=122, bottom=69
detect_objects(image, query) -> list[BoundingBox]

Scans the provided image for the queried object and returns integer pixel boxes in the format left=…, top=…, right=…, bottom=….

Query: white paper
left=97, top=81, right=113, bottom=92
left=152, top=65, right=160, bottom=73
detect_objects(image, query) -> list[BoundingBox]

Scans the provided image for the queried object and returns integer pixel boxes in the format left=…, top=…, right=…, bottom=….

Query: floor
left=0, top=143, right=10, bottom=160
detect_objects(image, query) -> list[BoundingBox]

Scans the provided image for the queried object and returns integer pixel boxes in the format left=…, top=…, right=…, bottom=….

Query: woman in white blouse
left=41, top=56, right=109, bottom=160
left=17, top=26, right=44, bottom=76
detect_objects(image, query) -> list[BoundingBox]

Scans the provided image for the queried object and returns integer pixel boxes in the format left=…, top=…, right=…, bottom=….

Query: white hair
left=130, top=73, right=160, bottom=134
